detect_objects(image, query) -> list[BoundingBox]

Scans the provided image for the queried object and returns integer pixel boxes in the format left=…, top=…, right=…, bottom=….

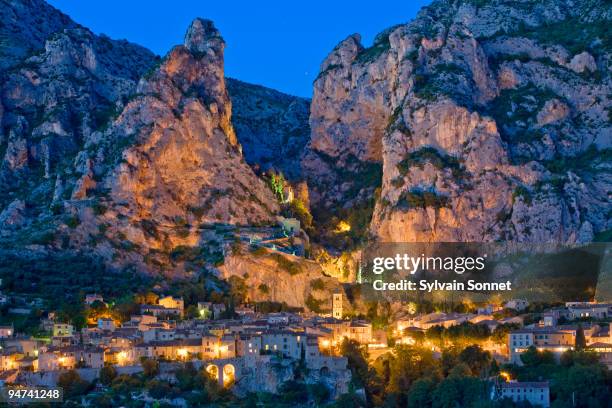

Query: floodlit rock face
left=0, top=0, right=610, bottom=297
left=99, top=18, right=278, bottom=231
left=305, top=0, right=612, bottom=244
left=218, top=247, right=336, bottom=309
left=0, top=7, right=280, bottom=275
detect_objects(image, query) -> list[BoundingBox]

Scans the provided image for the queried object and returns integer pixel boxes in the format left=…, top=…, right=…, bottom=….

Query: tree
left=520, top=346, right=555, bottom=366
left=458, top=345, right=491, bottom=376
left=431, top=376, right=486, bottom=408
left=309, top=382, right=330, bottom=405
left=552, top=364, right=609, bottom=406
left=268, top=172, right=286, bottom=201
left=492, top=323, right=521, bottom=345
left=333, top=392, right=367, bottom=408
left=339, top=339, right=383, bottom=405
left=58, top=370, right=91, bottom=399
left=174, top=362, right=201, bottom=391
left=575, top=325, right=586, bottom=350
left=431, top=377, right=461, bottom=408
left=278, top=380, right=308, bottom=404
left=386, top=345, right=438, bottom=395
left=440, top=347, right=459, bottom=377
left=147, top=379, right=175, bottom=400
left=407, top=378, right=436, bottom=408
left=141, top=357, right=160, bottom=378
left=99, top=364, right=117, bottom=386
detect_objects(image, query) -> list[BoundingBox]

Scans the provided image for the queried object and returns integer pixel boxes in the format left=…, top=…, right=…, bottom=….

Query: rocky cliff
left=0, top=3, right=282, bottom=276
left=1, top=0, right=610, bottom=304
left=304, top=0, right=611, bottom=244
left=227, top=78, right=310, bottom=180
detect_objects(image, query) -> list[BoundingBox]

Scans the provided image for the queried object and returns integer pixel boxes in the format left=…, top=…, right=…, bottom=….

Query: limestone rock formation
left=0, top=6, right=281, bottom=276
left=227, top=78, right=310, bottom=179
left=304, top=0, right=611, bottom=245
left=97, top=19, right=278, bottom=231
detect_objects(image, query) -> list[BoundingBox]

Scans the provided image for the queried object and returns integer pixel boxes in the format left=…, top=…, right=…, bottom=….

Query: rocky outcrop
left=227, top=78, right=310, bottom=179
left=0, top=5, right=282, bottom=276
left=218, top=246, right=336, bottom=310
left=0, top=199, right=26, bottom=231
left=0, top=0, right=77, bottom=71
left=305, top=0, right=612, bottom=244
left=59, top=19, right=280, bottom=270
left=0, top=9, right=158, bottom=211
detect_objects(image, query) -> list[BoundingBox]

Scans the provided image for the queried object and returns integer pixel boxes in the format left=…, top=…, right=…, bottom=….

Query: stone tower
left=332, top=290, right=343, bottom=319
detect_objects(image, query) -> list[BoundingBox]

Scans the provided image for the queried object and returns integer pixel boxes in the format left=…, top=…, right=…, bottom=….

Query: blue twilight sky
left=47, top=0, right=430, bottom=97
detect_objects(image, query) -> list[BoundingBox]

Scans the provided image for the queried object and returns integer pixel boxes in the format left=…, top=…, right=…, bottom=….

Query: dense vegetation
left=340, top=337, right=612, bottom=408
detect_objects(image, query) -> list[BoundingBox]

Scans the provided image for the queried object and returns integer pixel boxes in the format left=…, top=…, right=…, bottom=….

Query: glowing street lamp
left=177, top=348, right=188, bottom=359
left=117, top=351, right=128, bottom=365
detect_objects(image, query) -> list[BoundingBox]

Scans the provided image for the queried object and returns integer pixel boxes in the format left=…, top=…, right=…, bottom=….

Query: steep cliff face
left=0, top=6, right=281, bottom=276
left=0, top=0, right=77, bottom=71
left=96, top=19, right=278, bottom=234
left=227, top=78, right=310, bottom=180
left=52, top=19, right=279, bottom=273
left=305, top=0, right=611, bottom=244
left=0, top=14, right=158, bottom=213
left=218, top=247, right=336, bottom=309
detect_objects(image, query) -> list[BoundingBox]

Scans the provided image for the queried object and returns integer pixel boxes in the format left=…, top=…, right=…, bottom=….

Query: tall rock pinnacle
left=184, top=18, right=224, bottom=57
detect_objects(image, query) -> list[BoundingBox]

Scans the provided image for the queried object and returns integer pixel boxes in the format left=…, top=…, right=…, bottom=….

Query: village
left=0, top=284, right=610, bottom=407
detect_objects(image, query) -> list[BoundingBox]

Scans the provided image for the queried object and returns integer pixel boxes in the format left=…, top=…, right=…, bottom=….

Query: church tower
left=332, top=289, right=343, bottom=319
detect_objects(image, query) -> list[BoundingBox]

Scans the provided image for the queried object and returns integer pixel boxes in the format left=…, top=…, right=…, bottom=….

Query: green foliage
left=92, top=201, right=107, bottom=216
left=458, top=345, right=491, bottom=376
left=305, top=294, right=324, bottom=313
left=270, top=253, right=302, bottom=275
left=0, top=253, right=153, bottom=327
left=397, top=189, right=450, bottom=210
left=92, top=103, right=120, bottom=131
left=268, top=171, right=286, bottom=202
left=141, top=357, right=160, bottom=378
left=257, top=283, right=270, bottom=294
left=594, top=229, right=612, bottom=242
left=397, top=147, right=466, bottom=179
left=168, top=244, right=224, bottom=266
left=424, top=322, right=491, bottom=348
left=58, top=370, right=92, bottom=400
left=139, top=219, right=160, bottom=239
left=340, top=339, right=382, bottom=405
left=542, top=145, right=611, bottom=175
left=355, top=35, right=391, bottom=65
left=99, top=365, right=118, bottom=386
left=310, top=278, right=326, bottom=291
left=430, top=375, right=487, bottom=408
left=278, top=380, right=309, bottom=404
left=413, top=64, right=466, bottom=102
left=491, top=323, right=521, bottom=345
left=512, top=185, right=532, bottom=205
left=390, top=177, right=405, bottom=188
left=64, top=215, right=81, bottom=229
left=520, top=345, right=556, bottom=366
left=309, top=151, right=382, bottom=250
left=518, top=17, right=611, bottom=58
left=575, top=325, right=586, bottom=350
left=309, top=381, right=331, bottom=404
left=407, top=378, right=436, bottom=408
left=315, top=63, right=341, bottom=81
left=286, top=198, right=313, bottom=231
left=487, top=84, right=561, bottom=145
